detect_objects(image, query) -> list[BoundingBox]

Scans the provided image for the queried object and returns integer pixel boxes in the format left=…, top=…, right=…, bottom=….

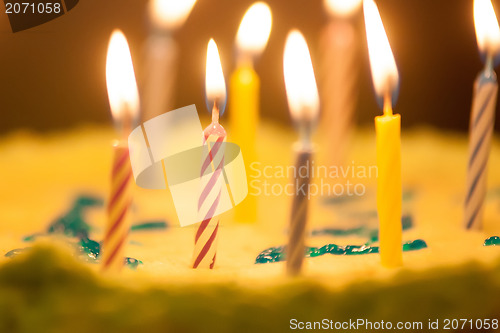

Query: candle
left=465, top=0, right=500, bottom=230
left=229, top=2, right=272, bottom=223
left=283, top=30, right=320, bottom=276
left=192, top=39, right=227, bottom=269
left=103, top=30, right=140, bottom=272
left=142, top=0, right=197, bottom=122
left=363, top=0, right=402, bottom=268
left=318, top=0, right=361, bottom=170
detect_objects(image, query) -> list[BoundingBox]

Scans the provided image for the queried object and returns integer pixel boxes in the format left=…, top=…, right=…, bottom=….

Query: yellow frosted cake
left=1, top=122, right=500, bottom=332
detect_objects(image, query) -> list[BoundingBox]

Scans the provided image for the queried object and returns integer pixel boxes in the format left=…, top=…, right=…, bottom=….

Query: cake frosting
left=0, top=122, right=500, bottom=331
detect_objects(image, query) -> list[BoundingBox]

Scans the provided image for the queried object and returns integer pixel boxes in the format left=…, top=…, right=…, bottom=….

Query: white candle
left=318, top=0, right=361, bottom=170
left=142, top=0, right=197, bottom=122
left=465, top=0, right=500, bottom=230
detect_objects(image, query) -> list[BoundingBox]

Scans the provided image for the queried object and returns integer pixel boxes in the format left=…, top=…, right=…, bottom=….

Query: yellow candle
left=375, top=99, right=402, bottom=267
left=364, top=0, right=402, bottom=267
left=230, top=64, right=258, bottom=222
left=230, top=2, right=272, bottom=223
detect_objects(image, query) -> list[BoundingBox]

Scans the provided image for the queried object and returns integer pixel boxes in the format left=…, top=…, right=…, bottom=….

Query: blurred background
left=0, top=0, right=494, bottom=134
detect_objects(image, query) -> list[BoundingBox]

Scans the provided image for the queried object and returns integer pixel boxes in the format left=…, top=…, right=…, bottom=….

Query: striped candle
left=283, top=30, right=320, bottom=276
left=193, top=38, right=227, bottom=269
left=192, top=124, right=226, bottom=269
left=465, top=0, right=500, bottom=230
left=286, top=150, right=312, bottom=275
left=102, top=143, right=133, bottom=272
left=104, top=30, right=140, bottom=272
left=465, top=66, right=497, bottom=230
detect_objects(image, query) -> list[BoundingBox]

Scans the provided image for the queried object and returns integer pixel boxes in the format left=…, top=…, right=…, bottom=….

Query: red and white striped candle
left=465, top=0, right=500, bottom=230
left=192, top=39, right=227, bottom=269
left=103, top=144, right=134, bottom=271
left=103, top=30, right=140, bottom=272
left=193, top=105, right=226, bottom=268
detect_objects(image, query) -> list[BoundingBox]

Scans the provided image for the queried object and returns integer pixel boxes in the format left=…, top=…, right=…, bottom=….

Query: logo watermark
left=249, top=161, right=377, bottom=199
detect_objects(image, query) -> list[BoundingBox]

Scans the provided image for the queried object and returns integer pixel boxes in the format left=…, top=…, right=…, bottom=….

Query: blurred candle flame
left=205, top=39, right=226, bottom=110
left=149, top=0, right=197, bottom=30
left=106, top=30, right=140, bottom=126
left=283, top=30, right=319, bottom=123
left=474, top=0, right=500, bottom=57
left=324, top=0, right=362, bottom=17
left=364, top=0, right=399, bottom=101
left=236, top=2, right=272, bottom=58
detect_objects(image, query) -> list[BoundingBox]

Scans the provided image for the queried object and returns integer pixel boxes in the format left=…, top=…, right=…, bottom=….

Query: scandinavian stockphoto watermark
left=249, top=161, right=378, bottom=199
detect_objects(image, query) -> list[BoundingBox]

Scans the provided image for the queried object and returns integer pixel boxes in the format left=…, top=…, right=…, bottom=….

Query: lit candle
left=318, top=0, right=361, bottom=170
left=229, top=2, right=272, bottom=223
left=465, top=0, right=500, bottom=230
left=363, top=0, right=402, bottom=268
left=142, top=0, right=197, bottom=121
left=192, top=39, right=227, bottom=269
left=283, top=30, right=320, bottom=276
left=103, top=30, right=140, bottom=272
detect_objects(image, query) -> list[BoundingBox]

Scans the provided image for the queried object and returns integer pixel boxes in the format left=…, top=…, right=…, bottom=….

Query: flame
left=283, top=30, right=319, bottom=122
left=236, top=2, right=272, bottom=57
left=205, top=39, right=226, bottom=108
left=106, top=30, right=140, bottom=123
left=474, top=0, right=500, bottom=57
left=149, top=0, right=197, bottom=30
left=363, top=0, right=399, bottom=100
left=324, top=0, right=362, bottom=17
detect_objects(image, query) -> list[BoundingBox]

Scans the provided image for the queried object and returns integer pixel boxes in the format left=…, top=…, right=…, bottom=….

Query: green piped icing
left=484, top=236, right=500, bottom=246
left=312, top=215, right=413, bottom=240
left=7, top=195, right=154, bottom=270
left=323, top=190, right=415, bottom=205
left=255, top=239, right=427, bottom=264
left=47, top=196, right=103, bottom=238
left=5, top=248, right=30, bottom=258
left=131, top=221, right=168, bottom=231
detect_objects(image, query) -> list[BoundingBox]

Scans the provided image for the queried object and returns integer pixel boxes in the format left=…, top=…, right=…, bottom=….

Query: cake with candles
left=2, top=0, right=500, bottom=332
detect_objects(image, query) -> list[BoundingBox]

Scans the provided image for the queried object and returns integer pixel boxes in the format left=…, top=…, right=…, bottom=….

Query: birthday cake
left=0, top=122, right=500, bottom=332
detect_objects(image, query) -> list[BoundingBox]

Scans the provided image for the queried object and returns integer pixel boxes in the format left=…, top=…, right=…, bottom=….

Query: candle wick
left=212, top=101, right=220, bottom=123
left=383, top=94, right=393, bottom=116
left=485, top=53, right=494, bottom=75
left=298, top=120, right=312, bottom=149
left=237, top=52, right=254, bottom=68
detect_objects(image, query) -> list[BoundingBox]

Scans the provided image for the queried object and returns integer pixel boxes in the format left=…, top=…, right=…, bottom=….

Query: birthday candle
left=465, top=0, right=500, bottom=230
left=364, top=0, right=402, bottom=268
left=103, top=30, right=140, bottom=272
left=230, top=2, right=272, bottom=223
left=283, top=30, right=320, bottom=276
left=318, top=0, right=361, bottom=169
left=142, top=0, right=197, bottom=122
left=192, top=39, right=227, bottom=269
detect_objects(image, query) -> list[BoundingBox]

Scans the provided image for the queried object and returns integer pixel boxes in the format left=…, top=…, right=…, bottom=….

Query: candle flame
left=363, top=0, right=399, bottom=101
left=324, top=0, right=362, bottom=17
left=106, top=30, right=140, bottom=124
left=283, top=30, right=319, bottom=123
left=149, top=0, right=197, bottom=30
left=474, top=0, right=500, bottom=57
left=236, top=2, right=272, bottom=58
left=205, top=39, right=227, bottom=111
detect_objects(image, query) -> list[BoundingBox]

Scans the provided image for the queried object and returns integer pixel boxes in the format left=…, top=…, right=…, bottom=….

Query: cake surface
left=1, top=122, right=500, bottom=332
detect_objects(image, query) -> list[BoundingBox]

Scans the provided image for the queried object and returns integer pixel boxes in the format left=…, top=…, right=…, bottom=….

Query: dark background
left=0, top=0, right=492, bottom=134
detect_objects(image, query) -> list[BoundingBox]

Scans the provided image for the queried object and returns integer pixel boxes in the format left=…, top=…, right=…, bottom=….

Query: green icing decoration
left=47, top=196, right=103, bottom=238
left=8, top=195, right=148, bottom=270
left=484, top=236, right=500, bottom=246
left=130, top=221, right=168, bottom=231
left=255, top=239, right=427, bottom=264
left=311, top=215, right=413, bottom=241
